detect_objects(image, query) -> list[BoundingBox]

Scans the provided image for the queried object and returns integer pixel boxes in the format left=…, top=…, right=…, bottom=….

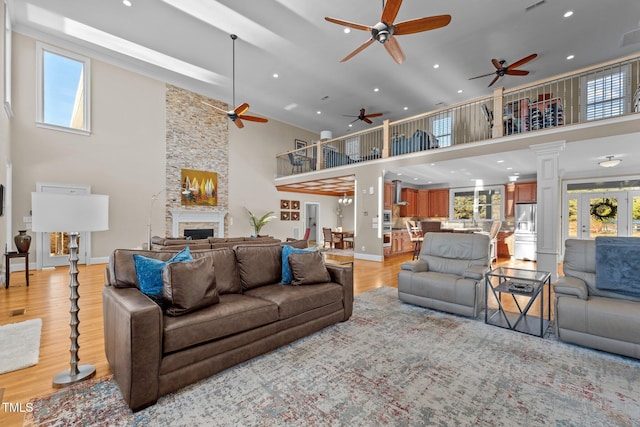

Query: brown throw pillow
left=162, top=256, right=218, bottom=316
left=288, top=251, right=331, bottom=286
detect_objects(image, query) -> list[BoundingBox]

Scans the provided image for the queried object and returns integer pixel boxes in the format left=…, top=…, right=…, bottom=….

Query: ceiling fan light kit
left=325, top=0, right=451, bottom=64
left=201, top=34, right=267, bottom=129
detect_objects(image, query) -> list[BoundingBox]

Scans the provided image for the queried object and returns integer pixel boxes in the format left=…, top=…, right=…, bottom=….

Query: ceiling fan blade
left=384, top=36, right=405, bottom=64
left=340, top=37, right=375, bottom=62
left=365, top=113, right=383, bottom=118
left=233, top=118, right=244, bottom=129
left=325, top=17, right=371, bottom=32
left=234, top=102, right=250, bottom=116
left=468, top=72, right=496, bottom=80
left=507, top=53, right=537, bottom=70
left=239, top=114, right=268, bottom=123
left=491, top=59, right=503, bottom=70
left=202, top=101, right=227, bottom=114
left=394, top=15, right=452, bottom=35
left=488, top=75, right=501, bottom=87
left=506, top=69, right=529, bottom=76
left=349, top=118, right=360, bottom=124
left=381, top=0, right=403, bottom=24
left=364, top=117, right=373, bottom=124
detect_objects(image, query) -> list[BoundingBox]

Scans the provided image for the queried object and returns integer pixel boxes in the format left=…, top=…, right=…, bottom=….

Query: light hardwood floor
left=0, top=253, right=537, bottom=425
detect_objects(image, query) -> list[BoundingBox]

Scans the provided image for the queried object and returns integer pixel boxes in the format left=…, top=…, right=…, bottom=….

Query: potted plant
left=246, top=208, right=276, bottom=237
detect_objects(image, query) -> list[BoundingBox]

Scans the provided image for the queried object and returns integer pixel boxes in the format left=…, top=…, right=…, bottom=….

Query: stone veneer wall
left=165, top=84, right=229, bottom=237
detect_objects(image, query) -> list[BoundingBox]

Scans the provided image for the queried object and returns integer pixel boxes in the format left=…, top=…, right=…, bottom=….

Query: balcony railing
left=276, top=54, right=640, bottom=177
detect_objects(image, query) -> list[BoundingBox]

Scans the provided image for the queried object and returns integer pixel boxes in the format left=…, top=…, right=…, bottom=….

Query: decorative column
left=530, top=140, right=565, bottom=282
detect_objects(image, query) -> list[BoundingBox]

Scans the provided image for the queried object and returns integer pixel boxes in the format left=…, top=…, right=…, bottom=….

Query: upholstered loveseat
left=397, top=232, right=491, bottom=317
left=554, top=238, right=640, bottom=359
left=102, top=243, right=353, bottom=410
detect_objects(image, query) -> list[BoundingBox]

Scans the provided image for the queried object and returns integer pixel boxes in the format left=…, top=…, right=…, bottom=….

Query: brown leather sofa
left=150, top=235, right=284, bottom=251
left=103, top=243, right=353, bottom=411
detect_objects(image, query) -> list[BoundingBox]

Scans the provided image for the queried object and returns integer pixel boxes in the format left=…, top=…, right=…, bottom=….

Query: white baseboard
left=354, top=252, right=383, bottom=262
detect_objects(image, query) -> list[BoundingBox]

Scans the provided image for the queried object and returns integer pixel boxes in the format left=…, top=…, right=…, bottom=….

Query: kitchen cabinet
left=515, top=182, right=537, bottom=203
left=428, top=189, right=449, bottom=218
left=399, top=188, right=418, bottom=217
left=504, top=183, right=516, bottom=217
left=389, top=229, right=413, bottom=255
left=417, top=190, right=429, bottom=217
left=384, top=182, right=394, bottom=210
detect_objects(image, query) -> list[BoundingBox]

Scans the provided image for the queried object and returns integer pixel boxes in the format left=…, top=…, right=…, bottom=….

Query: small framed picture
left=291, top=211, right=300, bottom=221
left=280, top=211, right=290, bottom=221
left=280, top=200, right=290, bottom=209
left=294, top=139, right=307, bottom=150
left=291, top=200, right=300, bottom=210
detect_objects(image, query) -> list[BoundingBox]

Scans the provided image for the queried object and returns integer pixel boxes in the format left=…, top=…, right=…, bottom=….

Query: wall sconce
left=599, top=156, right=622, bottom=168
left=338, top=193, right=353, bottom=206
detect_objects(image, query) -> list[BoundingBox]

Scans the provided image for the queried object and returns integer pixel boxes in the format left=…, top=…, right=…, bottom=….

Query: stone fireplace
left=169, top=209, right=226, bottom=238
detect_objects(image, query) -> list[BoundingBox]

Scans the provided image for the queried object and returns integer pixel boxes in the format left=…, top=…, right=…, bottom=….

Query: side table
left=485, top=266, right=550, bottom=337
left=5, top=252, right=29, bottom=289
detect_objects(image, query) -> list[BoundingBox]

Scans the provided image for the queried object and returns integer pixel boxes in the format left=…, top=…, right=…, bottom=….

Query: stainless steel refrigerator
left=514, top=203, right=537, bottom=261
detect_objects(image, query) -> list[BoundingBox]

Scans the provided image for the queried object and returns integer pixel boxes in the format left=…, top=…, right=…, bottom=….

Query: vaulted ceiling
left=9, top=0, right=640, bottom=138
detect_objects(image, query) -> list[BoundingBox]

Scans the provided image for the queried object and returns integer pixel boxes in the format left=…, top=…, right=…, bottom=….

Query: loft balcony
left=276, top=54, right=640, bottom=181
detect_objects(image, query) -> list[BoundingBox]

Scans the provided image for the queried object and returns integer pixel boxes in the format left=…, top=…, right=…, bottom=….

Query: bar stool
left=405, top=220, right=424, bottom=260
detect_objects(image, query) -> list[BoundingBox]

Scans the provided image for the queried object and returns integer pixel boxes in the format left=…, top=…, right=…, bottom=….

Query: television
left=183, top=228, right=214, bottom=240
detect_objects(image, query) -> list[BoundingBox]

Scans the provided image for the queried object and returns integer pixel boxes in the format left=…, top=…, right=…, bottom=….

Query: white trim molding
left=169, top=209, right=227, bottom=238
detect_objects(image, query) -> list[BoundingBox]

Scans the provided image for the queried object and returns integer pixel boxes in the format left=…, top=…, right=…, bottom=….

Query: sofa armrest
left=102, top=286, right=163, bottom=411
left=553, top=276, right=588, bottom=300
left=401, top=260, right=429, bottom=272
left=326, top=263, right=354, bottom=321
left=463, top=265, right=489, bottom=280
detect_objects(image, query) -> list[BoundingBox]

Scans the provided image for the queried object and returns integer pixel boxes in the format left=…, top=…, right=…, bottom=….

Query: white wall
left=0, top=3, right=9, bottom=269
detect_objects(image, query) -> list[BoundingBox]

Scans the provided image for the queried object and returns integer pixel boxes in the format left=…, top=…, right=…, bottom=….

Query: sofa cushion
left=162, top=257, right=219, bottom=316
left=245, top=283, right=342, bottom=320
left=399, top=271, right=479, bottom=308
left=281, top=245, right=317, bottom=284
left=109, top=249, right=174, bottom=288
left=234, top=244, right=283, bottom=290
left=133, top=247, right=192, bottom=298
left=163, top=294, right=278, bottom=354
left=288, top=251, right=331, bottom=286
left=191, top=248, right=242, bottom=294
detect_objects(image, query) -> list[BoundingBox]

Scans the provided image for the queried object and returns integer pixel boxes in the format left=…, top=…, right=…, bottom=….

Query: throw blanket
left=595, top=237, right=640, bottom=297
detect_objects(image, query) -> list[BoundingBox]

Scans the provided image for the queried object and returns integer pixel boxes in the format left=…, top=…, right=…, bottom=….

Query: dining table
left=331, top=230, right=354, bottom=249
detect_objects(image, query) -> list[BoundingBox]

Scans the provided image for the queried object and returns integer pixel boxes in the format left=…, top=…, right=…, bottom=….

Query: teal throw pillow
left=281, top=245, right=316, bottom=284
left=134, top=247, right=192, bottom=298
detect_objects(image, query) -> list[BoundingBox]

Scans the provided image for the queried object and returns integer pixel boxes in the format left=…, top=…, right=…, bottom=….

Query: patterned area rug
left=25, top=287, right=640, bottom=426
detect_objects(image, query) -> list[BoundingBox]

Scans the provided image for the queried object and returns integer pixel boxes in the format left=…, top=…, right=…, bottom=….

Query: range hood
left=392, top=180, right=408, bottom=205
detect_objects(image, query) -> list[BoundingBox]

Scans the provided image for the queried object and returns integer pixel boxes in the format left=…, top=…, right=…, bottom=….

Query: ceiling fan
left=344, top=108, right=383, bottom=124
left=325, top=0, right=451, bottom=64
left=202, top=34, right=267, bottom=129
left=468, top=53, right=538, bottom=87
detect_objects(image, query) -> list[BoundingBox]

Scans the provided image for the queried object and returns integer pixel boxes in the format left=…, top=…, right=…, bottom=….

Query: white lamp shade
left=31, top=192, right=109, bottom=232
left=320, top=130, right=333, bottom=140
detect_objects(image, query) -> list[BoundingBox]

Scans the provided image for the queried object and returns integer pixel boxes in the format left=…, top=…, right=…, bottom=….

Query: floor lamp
left=31, top=192, right=109, bottom=388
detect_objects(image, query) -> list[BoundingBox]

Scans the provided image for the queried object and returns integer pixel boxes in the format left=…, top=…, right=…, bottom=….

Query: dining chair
left=287, top=153, right=306, bottom=174
left=322, top=227, right=334, bottom=248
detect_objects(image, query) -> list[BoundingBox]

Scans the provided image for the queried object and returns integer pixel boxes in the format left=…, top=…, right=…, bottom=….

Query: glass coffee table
left=485, top=267, right=551, bottom=337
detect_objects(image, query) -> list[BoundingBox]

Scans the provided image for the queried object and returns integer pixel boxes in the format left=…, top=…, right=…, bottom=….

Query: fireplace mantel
left=169, top=209, right=226, bottom=238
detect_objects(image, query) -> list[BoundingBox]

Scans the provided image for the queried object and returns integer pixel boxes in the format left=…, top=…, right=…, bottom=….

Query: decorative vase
left=14, top=230, right=31, bottom=253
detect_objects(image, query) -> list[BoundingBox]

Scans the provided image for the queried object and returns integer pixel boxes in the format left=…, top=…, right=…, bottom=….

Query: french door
left=565, top=191, right=640, bottom=240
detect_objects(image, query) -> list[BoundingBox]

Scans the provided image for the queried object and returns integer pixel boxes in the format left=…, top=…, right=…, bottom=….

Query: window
left=581, top=65, right=630, bottom=121
left=36, top=42, right=91, bottom=134
left=452, top=186, right=503, bottom=221
left=430, top=111, right=452, bottom=147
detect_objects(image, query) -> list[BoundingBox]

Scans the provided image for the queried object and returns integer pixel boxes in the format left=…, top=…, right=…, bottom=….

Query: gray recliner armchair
left=398, top=232, right=491, bottom=317
left=554, top=238, right=640, bottom=359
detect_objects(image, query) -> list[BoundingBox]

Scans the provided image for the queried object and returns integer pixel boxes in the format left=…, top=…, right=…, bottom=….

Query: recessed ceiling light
left=457, top=89, right=463, bottom=93
left=427, top=181, right=432, bottom=184
left=284, top=103, right=298, bottom=111
left=316, top=111, right=321, bottom=115
left=272, top=73, right=278, bottom=78
left=403, top=106, right=408, bottom=110
left=344, top=28, right=351, bottom=34
left=414, top=177, right=418, bottom=181
left=433, top=64, right=440, bottom=69
left=497, top=160, right=505, bottom=163
left=123, top=0, right=132, bottom=6
left=563, top=10, right=573, bottom=18
left=566, top=54, right=575, bottom=60
left=506, top=167, right=513, bottom=170
left=514, top=172, right=520, bottom=175
left=348, top=124, right=353, bottom=127
left=374, top=88, right=380, bottom=92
